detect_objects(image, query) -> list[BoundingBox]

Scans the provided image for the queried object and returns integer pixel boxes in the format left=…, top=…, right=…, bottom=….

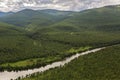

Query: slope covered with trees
left=50, top=5, right=120, bottom=32
left=0, top=9, right=73, bottom=30
left=21, top=44, right=120, bottom=80
left=0, top=5, right=120, bottom=71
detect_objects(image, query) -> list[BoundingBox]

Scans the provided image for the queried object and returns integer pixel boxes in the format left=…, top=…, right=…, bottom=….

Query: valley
left=0, top=47, right=105, bottom=80
left=0, top=5, right=120, bottom=80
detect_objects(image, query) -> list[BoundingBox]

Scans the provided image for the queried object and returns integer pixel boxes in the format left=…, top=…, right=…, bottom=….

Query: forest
left=21, top=44, right=120, bottom=80
left=0, top=6, right=120, bottom=80
left=0, top=29, right=120, bottom=71
left=0, top=5, right=120, bottom=76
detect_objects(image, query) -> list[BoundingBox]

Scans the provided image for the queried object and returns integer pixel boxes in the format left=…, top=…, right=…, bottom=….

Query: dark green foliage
left=0, top=5, right=120, bottom=71
left=22, top=44, right=120, bottom=80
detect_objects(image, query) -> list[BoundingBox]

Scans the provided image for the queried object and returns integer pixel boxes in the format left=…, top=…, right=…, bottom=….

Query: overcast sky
left=0, top=0, right=120, bottom=12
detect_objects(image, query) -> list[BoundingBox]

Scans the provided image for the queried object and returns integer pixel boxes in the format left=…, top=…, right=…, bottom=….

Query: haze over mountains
left=0, top=4, right=120, bottom=77
left=0, top=5, right=120, bottom=32
left=0, top=9, right=73, bottom=28
left=0, top=12, right=13, bottom=17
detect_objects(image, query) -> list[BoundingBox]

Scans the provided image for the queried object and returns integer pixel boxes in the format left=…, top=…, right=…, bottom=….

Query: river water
left=0, top=47, right=105, bottom=80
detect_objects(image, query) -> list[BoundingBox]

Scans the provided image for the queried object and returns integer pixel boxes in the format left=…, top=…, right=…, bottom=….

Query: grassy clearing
left=1, top=56, right=60, bottom=68
left=67, top=46, right=91, bottom=53
left=0, top=46, right=91, bottom=70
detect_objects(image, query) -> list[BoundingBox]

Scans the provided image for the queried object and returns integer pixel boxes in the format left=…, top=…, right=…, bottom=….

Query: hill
left=0, top=22, right=23, bottom=34
left=0, top=9, right=74, bottom=31
left=0, top=5, right=120, bottom=71
left=0, top=12, right=5, bottom=17
left=1, top=5, right=120, bottom=32
left=49, top=5, right=120, bottom=32
left=0, top=12, right=13, bottom=17
left=21, top=44, right=120, bottom=80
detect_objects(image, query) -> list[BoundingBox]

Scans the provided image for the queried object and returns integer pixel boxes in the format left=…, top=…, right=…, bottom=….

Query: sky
left=0, top=0, right=120, bottom=12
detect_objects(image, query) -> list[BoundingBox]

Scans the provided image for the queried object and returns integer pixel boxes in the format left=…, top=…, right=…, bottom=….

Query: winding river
left=0, top=47, right=105, bottom=80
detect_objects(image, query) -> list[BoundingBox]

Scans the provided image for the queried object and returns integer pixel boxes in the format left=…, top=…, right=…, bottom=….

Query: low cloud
left=0, top=0, right=120, bottom=12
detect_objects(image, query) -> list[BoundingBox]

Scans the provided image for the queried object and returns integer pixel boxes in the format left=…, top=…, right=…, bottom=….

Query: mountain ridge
left=0, top=5, right=120, bottom=32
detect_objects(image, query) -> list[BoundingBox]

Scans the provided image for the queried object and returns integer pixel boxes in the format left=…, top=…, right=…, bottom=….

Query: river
left=0, top=47, right=105, bottom=80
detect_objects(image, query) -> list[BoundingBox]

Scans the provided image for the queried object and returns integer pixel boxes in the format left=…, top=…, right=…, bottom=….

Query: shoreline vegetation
left=20, top=44, right=120, bottom=80
left=0, top=42, right=119, bottom=72
left=0, top=46, right=91, bottom=71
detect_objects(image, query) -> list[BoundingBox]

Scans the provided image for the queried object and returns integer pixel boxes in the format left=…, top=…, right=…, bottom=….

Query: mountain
left=0, top=9, right=74, bottom=31
left=0, top=5, right=120, bottom=73
left=40, top=9, right=73, bottom=16
left=0, top=12, right=6, bottom=17
left=0, top=12, right=13, bottom=17
left=49, top=5, right=120, bottom=32
left=0, top=5, right=120, bottom=32
left=0, top=22, right=23, bottom=34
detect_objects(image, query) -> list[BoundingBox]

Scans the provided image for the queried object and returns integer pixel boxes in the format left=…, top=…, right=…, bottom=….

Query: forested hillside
left=49, top=5, right=120, bottom=32
left=0, top=9, right=73, bottom=31
left=0, top=5, right=120, bottom=71
left=21, top=44, right=120, bottom=80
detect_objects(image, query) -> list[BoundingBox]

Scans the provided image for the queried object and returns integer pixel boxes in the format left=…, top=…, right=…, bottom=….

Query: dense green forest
left=21, top=44, right=120, bottom=80
left=0, top=5, right=120, bottom=71
left=0, top=28, right=120, bottom=71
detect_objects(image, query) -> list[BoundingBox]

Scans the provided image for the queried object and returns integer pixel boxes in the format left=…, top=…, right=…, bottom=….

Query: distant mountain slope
left=0, top=9, right=74, bottom=30
left=0, top=5, right=120, bottom=32
left=0, top=22, right=23, bottom=34
left=52, top=5, right=120, bottom=32
left=40, top=9, right=73, bottom=16
left=0, top=12, right=13, bottom=17
left=0, top=12, right=6, bottom=17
